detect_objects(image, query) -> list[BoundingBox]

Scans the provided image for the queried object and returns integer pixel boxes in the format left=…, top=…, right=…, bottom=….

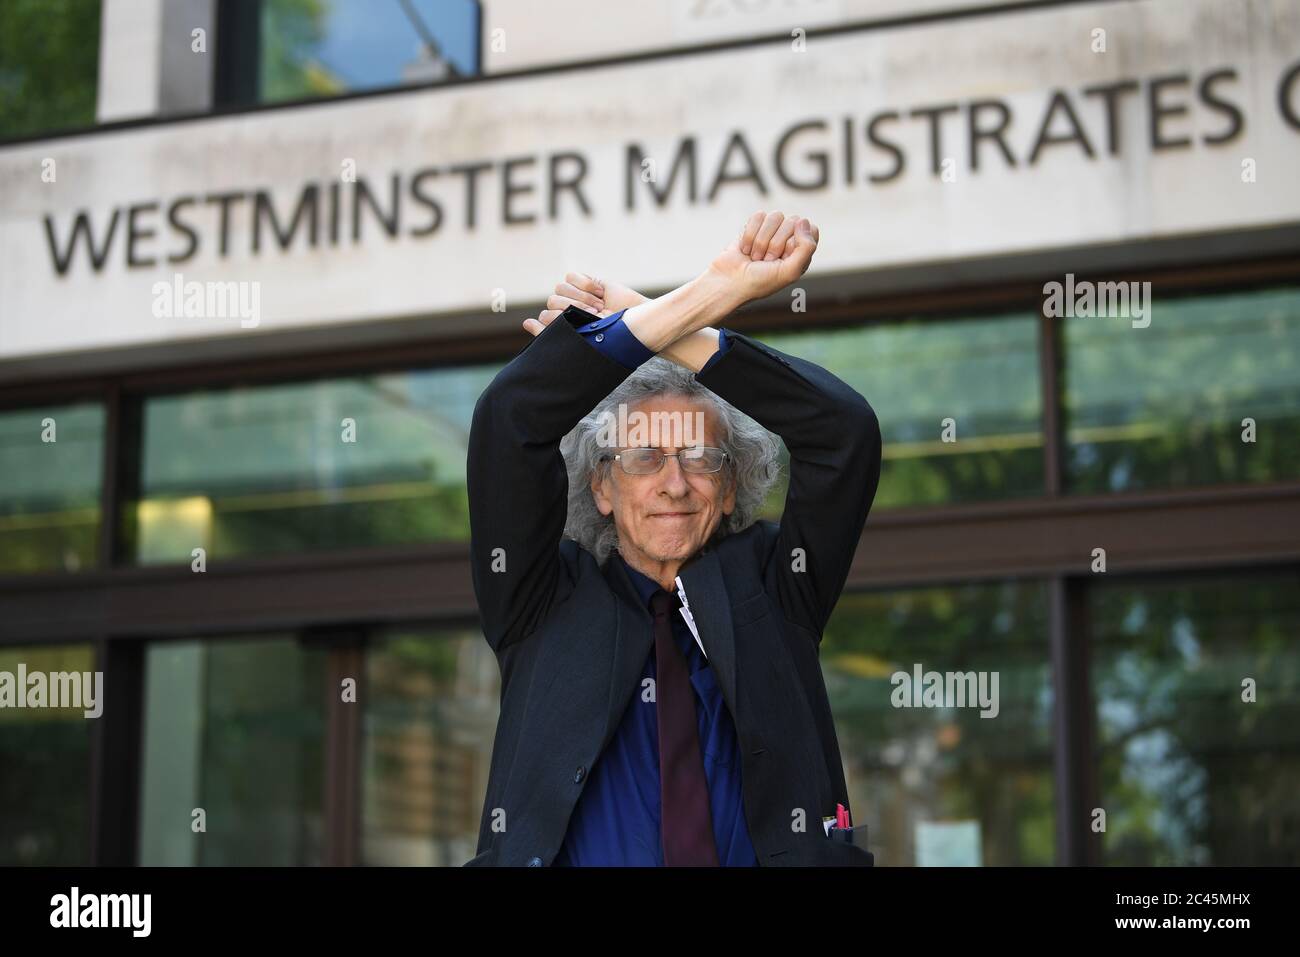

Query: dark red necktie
left=650, top=589, right=719, bottom=866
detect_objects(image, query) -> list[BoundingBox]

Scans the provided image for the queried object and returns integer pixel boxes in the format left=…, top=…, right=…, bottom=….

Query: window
left=1091, top=569, right=1300, bottom=865
left=128, top=363, right=500, bottom=564
left=0, top=0, right=101, bottom=139
left=1064, top=285, right=1300, bottom=493
left=361, top=626, right=499, bottom=865
left=822, top=582, right=1055, bottom=865
left=760, top=311, right=1044, bottom=510
left=219, top=0, right=481, bottom=107
left=0, top=402, right=104, bottom=573
left=137, top=635, right=328, bottom=865
left=0, top=644, right=95, bottom=864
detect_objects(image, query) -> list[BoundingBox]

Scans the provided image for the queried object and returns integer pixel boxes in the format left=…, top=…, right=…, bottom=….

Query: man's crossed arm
left=468, top=209, right=877, bottom=652
left=522, top=211, right=821, bottom=370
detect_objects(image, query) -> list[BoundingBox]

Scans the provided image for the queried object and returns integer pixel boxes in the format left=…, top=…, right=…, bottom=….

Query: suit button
left=527, top=856, right=543, bottom=867
left=574, top=766, right=586, bottom=783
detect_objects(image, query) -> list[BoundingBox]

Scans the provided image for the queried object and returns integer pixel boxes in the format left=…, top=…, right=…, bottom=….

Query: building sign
left=1, top=0, right=1298, bottom=363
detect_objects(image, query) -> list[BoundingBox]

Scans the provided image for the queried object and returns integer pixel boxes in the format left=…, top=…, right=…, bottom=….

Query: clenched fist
left=707, top=211, right=819, bottom=303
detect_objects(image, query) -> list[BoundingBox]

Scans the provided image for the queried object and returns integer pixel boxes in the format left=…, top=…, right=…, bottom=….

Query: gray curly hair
left=560, top=356, right=781, bottom=564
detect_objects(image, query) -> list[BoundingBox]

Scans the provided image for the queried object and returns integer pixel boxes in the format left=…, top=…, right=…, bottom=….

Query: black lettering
left=501, top=156, right=537, bottom=226
left=1198, top=68, right=1243, bottom=145
left=548, top=152, right=591, bottom=219
left=909, top=103, right=960, bottom=176
left=842, top=115, right=855, bottom=187
left=328, top=181, right=341, bottom=244
left=126, top=202, right=159, bottom=268
left=253, top=184, right=319, bottom=252
left=866, top=111, right=905, bottom=183
left=409, top=168, right=443, bottom=237
left=448, top=161, right=491, bottom=229
left=1148, top=73, right=1193, bottom=150
left=774, top=119, right=829, bottom=190
left=1277, top=59, right=1300, bottom=132
left=1082, top=80, right=1140, bottom=155
left=1029, top=90, right=1095, bottom=164
left=967, top=99, right=1016, bottom=171
left=204, top=192, right=246, bottom=257
left=706, top=130, right=767, bottom=201
left=352, top=174, right=400, bottom=241
left=43, top=209, right=120, bottom=276
left=166, top=197, right=199, bottom=263
left=625, top=138, right=697, bottom=210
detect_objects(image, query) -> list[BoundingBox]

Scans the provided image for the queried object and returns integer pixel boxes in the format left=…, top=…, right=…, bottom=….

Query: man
left=465, top=210, right=882, bottom=866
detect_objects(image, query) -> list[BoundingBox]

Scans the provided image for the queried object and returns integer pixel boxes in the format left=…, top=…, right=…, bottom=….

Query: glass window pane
left=129, top=363, right=500, bottom=563
left=259, top=0, right=479, bottom=104
left=1091, top=570, right=1300, bottom=865
left=0, top=403, right=104, bottom=573
left=0, top=0, right=101, bottom=139
left=137, top=636, right=327, bottom=865
left=761, top=313, right=1043, bottom=510
left=822, top=582, right=1055, bottom=865
left=0, top=643, right=94, bottom=864
left=361, top=626, right=499, bottom=865
left=1064, top=285, right=1300, bottom=492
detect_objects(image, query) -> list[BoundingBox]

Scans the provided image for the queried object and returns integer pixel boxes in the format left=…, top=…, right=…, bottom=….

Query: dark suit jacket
left=464, top=306, right=882, bottom=866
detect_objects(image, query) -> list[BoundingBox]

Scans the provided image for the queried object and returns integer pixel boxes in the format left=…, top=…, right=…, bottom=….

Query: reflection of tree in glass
left=764, top=314, right=1045, bottom=509
left=262, top=0, right=343, bottom=100
left=1092, top=574, right=1300, bottom=865
left=1065, top=287, right=1300, bottom=493
left=0, top=0, right=101, bottom=138
left=820, top=583, right=1056, bottom=865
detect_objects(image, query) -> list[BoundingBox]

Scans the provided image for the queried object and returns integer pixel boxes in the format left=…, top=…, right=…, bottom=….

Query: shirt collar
left=615, top=552, right=672, bottom=610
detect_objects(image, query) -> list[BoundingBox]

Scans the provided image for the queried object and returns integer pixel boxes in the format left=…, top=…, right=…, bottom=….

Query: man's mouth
left=650, top=511, right=695, bottom=519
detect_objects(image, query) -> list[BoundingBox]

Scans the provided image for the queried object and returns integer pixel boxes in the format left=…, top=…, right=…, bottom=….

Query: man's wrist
left=620, top=271, right=745, bottom=353
left=692, top=268, right=748, bottom=328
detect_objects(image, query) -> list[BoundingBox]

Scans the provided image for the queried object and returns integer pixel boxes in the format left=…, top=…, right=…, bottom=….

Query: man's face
left=590, top=395, right=736, bottom=571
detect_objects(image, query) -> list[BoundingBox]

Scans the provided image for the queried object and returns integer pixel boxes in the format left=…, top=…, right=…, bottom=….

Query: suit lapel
left=598, top=547, right=740, bottom=749
left=599, top=555, right=655, bottom=754
left=675, top=549, right=739, bottom=719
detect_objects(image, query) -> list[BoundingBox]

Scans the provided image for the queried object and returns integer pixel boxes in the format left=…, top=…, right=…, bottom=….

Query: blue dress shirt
left=568, top=307, right=732, bottom=372
left=553, top=555, right=758, bottom=866
left=551, top=313, right=754, bottom=866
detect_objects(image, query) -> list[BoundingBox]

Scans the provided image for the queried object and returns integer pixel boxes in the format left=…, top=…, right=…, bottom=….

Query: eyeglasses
left=602, top=446, right=730, bottom=475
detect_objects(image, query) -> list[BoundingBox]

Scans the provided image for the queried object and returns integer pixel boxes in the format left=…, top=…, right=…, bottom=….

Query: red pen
left=836, top=803, right=850, bottom=829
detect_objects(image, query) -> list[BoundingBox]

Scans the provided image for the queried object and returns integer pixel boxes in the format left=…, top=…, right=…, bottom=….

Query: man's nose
left=656, top=453, right=690, bottom=493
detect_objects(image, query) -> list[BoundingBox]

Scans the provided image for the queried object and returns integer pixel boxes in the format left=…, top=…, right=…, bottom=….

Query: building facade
left=1, top=0, right=1298, bottom=866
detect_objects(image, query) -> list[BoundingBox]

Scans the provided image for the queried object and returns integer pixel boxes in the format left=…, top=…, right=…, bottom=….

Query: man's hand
left=587, top=276, right=649, bottom=313
left=522, top=273, right=648, bottom=337
left=520, top=209, right=819, bottom=345
left=707, top=211, right=819, bottom=303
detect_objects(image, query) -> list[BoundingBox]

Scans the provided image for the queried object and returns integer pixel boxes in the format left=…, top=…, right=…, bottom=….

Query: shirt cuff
left=698, top=328, right=732, bottom=374
left=566, top=308, right=655, bottom=370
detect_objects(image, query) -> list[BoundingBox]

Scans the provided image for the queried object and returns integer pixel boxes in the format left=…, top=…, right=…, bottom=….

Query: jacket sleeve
left=467, top=308, right=635, bottom=653
left=693, top=330, right=882, bottom=638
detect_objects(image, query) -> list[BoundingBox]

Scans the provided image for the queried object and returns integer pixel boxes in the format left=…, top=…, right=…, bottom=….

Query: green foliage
left=259, top=0, right=342, bottom=101
left=0, top=0, right=101, bottom=139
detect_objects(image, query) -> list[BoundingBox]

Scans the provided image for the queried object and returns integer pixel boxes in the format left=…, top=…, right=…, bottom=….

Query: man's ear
left=591, top=469, right=614, bottom=516
left=721, top=472, right=737, bottom=516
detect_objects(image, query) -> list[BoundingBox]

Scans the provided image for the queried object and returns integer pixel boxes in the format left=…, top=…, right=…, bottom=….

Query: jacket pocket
left=731, top=592, right=772, bottom=628
left=463, top=844, right=499, bottom=867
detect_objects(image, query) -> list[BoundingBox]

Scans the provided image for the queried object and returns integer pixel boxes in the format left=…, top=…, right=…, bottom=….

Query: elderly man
left=465, top=211, right=881, bottom=866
